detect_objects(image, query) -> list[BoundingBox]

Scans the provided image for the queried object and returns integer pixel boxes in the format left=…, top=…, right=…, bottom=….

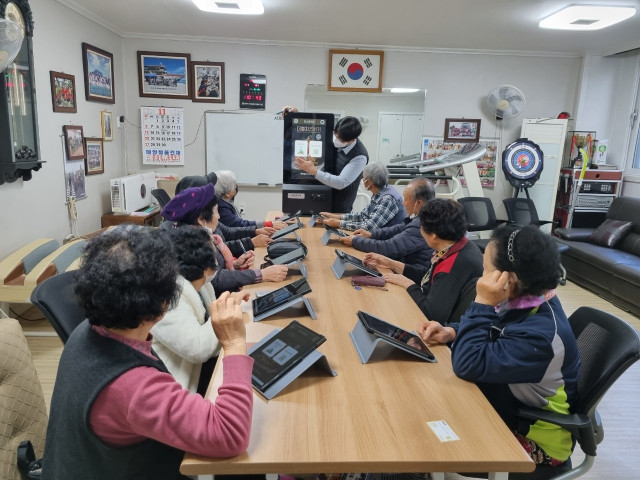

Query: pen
left=240, top=242, right=247, bottom=254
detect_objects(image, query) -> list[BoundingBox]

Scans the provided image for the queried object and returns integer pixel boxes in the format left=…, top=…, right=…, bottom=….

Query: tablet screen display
left=250, top=320, right=326, bottom=391
left=334, top=249, right=382, bottom=277
left=357, top=311, right=435, bottom=361
left=278, top=210, right=302, bottom=222
left=253, top=278, right=311, bottom=316
left=271, top=222, right=300, bottom=240
left=270, top=247, right=305, bottom=265
left=324, top=225, right=349, bottom=237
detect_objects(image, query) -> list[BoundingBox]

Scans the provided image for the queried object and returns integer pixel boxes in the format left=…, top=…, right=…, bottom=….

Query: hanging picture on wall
left=64, top=158, right=87, bottom=201
left=444, top=118, right=481, bottom=143
left=63, top=125, right=85, bottom=160
left=328, top=49, right=384, bottom=93
left=49, top=71, right=77, bottom=113
left=138, top=51, right=191, bottom=99
left=84, top=137, right=104, bottom=175
left=191, top=61, right=225, bottom=103
left=101, top=111, right=113, bottom=142
left=82, top=43, right=115, bottom=104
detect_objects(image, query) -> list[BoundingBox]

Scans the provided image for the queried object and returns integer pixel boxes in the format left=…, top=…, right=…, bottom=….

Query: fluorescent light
left=390, top=88, right=420, bottom=93
left=539, top=5, right=636, bottom=30
left=192, top=0, right=264, bottom=15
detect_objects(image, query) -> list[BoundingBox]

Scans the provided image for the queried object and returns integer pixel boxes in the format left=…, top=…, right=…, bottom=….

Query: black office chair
left=502, top=198, right=568, bottom=286
left=458, top=197, right=506, bottom=252
left=30, top=271, right=86, bottom=344
left=510, top=307, right=640, bottom=480
left=151, top=188, right=171, bottom=208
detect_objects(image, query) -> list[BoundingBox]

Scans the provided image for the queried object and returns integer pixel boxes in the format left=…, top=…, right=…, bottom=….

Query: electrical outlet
left=117, top=115, right=125, bottom=128
left=238, top=203, right=246, bottom=216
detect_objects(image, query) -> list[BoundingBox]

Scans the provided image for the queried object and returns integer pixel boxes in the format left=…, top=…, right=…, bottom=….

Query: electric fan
left=486, top=85, right=526, bottom=120
left=0, top=19, right=23, bottom=72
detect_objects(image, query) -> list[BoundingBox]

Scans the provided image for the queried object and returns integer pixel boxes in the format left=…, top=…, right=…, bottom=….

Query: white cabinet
left=519, top=118, right=568, bottom=230
left=377, top=113, right=424, bottom=164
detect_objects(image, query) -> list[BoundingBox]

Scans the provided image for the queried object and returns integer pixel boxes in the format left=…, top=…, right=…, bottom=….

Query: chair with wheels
left=511, top=306, right=640, bottom=480
left=30, top=270, right=86, bottom=344
left=502, top=197, right=568, bottom=285
left=458, top=197, right=506, bottom=252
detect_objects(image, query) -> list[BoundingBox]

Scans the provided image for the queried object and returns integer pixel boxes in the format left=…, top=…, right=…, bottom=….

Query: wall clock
left=328, top=49, right=384, bottom=93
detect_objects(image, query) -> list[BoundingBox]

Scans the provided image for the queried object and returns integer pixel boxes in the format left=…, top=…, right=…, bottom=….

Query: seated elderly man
left=321, top=162, right=406, bottom=231
left=215, top=170, right=287, bottom=230
left=339, top=177, right=435, bottom=267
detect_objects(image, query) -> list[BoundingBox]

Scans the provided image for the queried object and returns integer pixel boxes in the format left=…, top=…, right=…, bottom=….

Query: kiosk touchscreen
left=250, top=320, right=327, bottom=394
left=356, top=311, right=436, bottom=362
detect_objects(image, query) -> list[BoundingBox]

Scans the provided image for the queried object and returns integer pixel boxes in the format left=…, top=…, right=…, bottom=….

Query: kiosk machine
left=282, top=112, right=335, bottom=214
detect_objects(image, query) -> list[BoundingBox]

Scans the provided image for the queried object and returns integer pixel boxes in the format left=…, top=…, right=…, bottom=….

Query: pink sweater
left=89, top=326, right=254, bottom=458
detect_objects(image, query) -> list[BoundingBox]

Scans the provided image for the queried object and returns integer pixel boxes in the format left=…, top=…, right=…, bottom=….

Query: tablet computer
left=260, top=247, right=306, bottom=269
left=334, top=249, right=382, bottom=277
left=252, top=277, right=312, bottom=317
left=250, top=320, right=327, bottom=393
left=357, top=311, right=436, bottom=362
left=324, top=225, right=350, bottom=237
left=277, top=210, right=302, bottom=222
left=271, top=222, right=301, bottom=240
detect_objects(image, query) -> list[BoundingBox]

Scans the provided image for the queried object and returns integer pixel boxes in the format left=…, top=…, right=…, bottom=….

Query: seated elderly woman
left=151, top=227, right=220, bottom=395
left=174, top=174, right=273, bottom=250
left=338, top=177, right=434, bottom=267
left=418, top=225, right=580, bottom=476
left=320, top=162, right=406, bottom=231
left=162, top=183, right=288, bottom=295
left=42, top=225, right=254, bottom=478
left=364, top=198, right=483, bottom=325
left=215, top=170, right=288, bottom=230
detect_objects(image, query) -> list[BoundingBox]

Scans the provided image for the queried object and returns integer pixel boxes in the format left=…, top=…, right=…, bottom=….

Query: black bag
left=17, top=440, right=42, bottom=480
left=265, top=238, right=308, bottom=262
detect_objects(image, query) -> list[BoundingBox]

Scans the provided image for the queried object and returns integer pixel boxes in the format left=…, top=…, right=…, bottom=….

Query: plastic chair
left=511, top=307, right=640, bottom=480
left=30, top=271, right=86, bottom=344
left=458, top=197, right=506, bottom=252
left=151, top=188, right=171, bottom=208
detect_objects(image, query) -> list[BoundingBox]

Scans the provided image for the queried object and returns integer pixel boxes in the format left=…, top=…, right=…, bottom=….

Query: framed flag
left=328, top=49, right=384, bottom=93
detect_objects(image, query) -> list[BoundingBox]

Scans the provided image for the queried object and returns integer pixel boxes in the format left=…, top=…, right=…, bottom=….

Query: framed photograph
left=63, top=125, right=85, bottom=160
left=191, top=61, right=225, bottom=103
left=101, top=111, right=113, bottom=142
left=64, top=159, right=86, bottom=202
left=328, top=49, right=384, bottom=93
left=444, top=118, right=481, bottom=143
left=82, top=43, right=115, bottom=104
left=84, top=137, right=104, bottom=175
left=49, top=71, right=77, bottom=113
left=138, top=51, right=191, bottom=99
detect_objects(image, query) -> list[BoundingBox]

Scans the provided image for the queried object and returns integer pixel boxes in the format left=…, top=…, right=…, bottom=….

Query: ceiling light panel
left=192, top=0, right=264, bottom=15
left=539, top=5, right=636, bottom=30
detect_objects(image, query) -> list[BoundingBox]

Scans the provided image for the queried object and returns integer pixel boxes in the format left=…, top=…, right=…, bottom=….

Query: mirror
left=304, top=85, right=426, bottom=165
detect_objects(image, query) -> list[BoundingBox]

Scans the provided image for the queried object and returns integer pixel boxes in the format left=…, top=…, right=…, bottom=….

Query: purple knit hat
left=161, top=183, right=216, bottom=225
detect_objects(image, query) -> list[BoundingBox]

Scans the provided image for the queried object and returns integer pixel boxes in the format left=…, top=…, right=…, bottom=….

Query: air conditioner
left=110, top=173, right=157, bottom=213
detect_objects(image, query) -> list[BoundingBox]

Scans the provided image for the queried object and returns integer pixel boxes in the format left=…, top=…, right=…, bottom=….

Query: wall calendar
left=141, top=106, right=185, bottom=165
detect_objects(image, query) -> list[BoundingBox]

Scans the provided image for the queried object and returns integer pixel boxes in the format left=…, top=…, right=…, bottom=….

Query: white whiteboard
left=205, top=112, right=284, bottom=185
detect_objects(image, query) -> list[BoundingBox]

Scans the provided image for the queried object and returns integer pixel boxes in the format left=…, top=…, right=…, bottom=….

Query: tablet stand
left=349, top=320, right=429, bottom=364
left=253, top=295, right=317, bottom=322
left=309, top=214, right=320, bottom=227
left=321, top=229, right=343, bottom=246
left=285, top=259, right=307, bottom=278
left=249, top=328, right=337, bottom=400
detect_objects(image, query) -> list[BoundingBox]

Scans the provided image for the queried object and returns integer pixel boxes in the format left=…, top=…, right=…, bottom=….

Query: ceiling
left=59, top=0, right=640, bottom=55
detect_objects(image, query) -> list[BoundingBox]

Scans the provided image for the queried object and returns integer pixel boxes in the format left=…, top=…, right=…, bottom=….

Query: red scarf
left=211, top=234, right=235, bottom=270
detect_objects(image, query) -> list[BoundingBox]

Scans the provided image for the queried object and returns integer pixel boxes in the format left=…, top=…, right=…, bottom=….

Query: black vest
left=332, top=139, right=369, bottom=213
left=42, top=320, right=186, bottom=480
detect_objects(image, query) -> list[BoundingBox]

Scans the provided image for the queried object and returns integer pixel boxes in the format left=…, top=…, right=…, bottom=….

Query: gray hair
left=409, top=178, right=435, bottom=203
left=362, top=162, right=388, bottom=188
left=214, top=170, right=237, bottom=197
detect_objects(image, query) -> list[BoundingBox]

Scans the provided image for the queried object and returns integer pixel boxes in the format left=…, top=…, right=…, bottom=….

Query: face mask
left=333, top=134, right=348, bottom=148
left=409, top=213, right=417, bottom=219
left=202, top=225, right=213, bottom=235
left=205, top=273, right=216, bottom=283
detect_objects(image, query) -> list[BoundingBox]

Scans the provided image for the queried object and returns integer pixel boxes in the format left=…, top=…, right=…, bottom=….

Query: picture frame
left=101, top=111, right=113, bottom=142
left=444, top=118, right=481, bottom=143
left=49, top=71, right=77, bottom=113
left=191, top=61, right=225, bottom=103
left=63, top=125, right=85, bottom=160
left=82, top=43, right=115, bottom=104
left=138, top=51, right=191, bottom=99
left=84, top=137, right=104, bottom=175
left=328, top=49, right=384, bottom=93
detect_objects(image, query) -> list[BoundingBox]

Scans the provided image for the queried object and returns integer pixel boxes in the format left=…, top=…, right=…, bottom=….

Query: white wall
left=0, top=0, right=126, bottom=259
left=0, top=5, right=584, bottom=258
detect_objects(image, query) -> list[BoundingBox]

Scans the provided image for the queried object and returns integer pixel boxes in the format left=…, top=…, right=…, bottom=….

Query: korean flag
left=329, top=50, right=383, bottom=92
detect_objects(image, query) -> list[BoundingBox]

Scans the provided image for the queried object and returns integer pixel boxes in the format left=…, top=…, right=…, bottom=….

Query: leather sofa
left=555, top=196, right=640, bottom=317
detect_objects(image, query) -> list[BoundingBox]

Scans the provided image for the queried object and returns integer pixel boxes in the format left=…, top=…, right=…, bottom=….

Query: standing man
left=289, top=108, right=368, bottom=213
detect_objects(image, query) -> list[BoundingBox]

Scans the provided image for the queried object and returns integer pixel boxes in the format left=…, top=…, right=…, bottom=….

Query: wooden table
left=181, top=216, right=534, bottom=479
left=101, top=209, right=160, bottom=228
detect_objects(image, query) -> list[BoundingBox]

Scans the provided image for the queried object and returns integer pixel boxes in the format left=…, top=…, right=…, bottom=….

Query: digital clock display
left=239, top=73, right=266, bottom=110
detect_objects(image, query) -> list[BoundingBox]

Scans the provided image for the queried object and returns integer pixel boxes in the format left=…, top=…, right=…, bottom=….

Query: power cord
left=68, top=195, right=79, bottom=238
